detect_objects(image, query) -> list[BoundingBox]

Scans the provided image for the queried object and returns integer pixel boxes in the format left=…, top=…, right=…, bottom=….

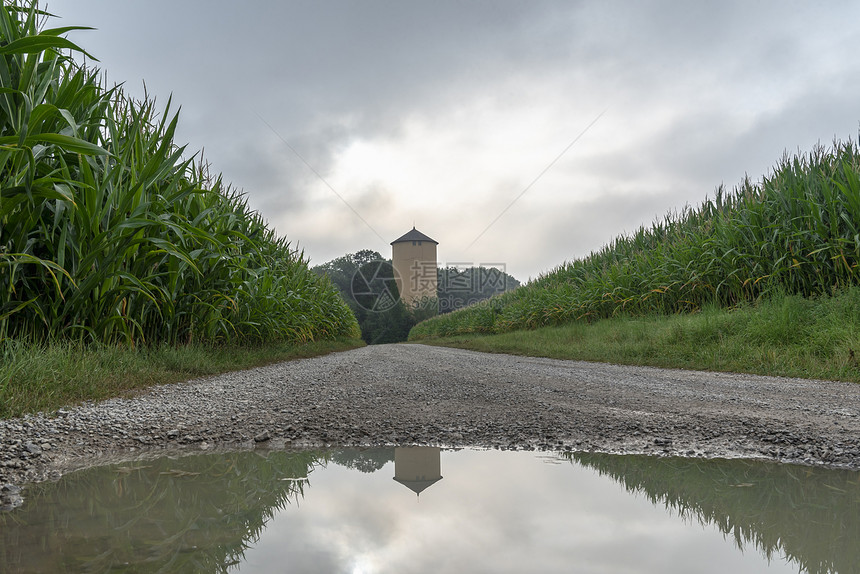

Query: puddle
left=1, top=448, right=858, bottom=573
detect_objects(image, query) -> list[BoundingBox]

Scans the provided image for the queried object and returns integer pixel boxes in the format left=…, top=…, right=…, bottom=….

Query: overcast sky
left=46, top=0, right=860, bottom=281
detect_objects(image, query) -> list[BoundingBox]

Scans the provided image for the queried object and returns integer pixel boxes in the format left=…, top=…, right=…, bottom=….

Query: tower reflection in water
left=393, top=446, right=443, bottom=497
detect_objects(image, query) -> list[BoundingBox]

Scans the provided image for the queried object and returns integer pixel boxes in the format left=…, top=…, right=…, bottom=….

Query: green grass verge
left=0, top=338, right=365, bottom=419
left=415, top=289, right=860, bottom=383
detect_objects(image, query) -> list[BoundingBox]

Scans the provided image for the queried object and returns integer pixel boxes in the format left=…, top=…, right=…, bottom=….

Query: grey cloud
left=523, top=189, right=695, bottom=274
left=44, top=0, right=860, bottom=281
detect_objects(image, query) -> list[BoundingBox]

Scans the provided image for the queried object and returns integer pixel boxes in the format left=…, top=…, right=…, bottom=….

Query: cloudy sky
left=46, top=0, right=860, bottom=281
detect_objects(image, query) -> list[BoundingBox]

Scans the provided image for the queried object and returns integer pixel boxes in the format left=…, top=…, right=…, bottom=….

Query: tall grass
left=410, top=138, right=860, bottom=339
left=0, top=1, right=360, bottom=347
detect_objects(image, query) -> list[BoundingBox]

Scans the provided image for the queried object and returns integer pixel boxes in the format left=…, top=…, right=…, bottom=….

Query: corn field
left=0, top=1, right=360, bottom=346
left=410, top=138, right=860, bottom=339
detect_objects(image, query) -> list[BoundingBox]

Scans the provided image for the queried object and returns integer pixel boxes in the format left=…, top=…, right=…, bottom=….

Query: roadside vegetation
left=0, top=1, right=361, bottom=416
left=312, top=250, right=416, bottom=345
left=0, top=337, right=362, bottom=419
left=436, top=265, right=520, bottom=314
left=420, top=288, right=860, bottom=382
left=410, top=139, right=860, bottom=381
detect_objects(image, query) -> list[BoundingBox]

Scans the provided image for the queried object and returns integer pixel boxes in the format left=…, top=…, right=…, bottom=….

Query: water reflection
left=393, top=447, right=442, bottom=496
left=0, top=451, right=324, bottom=573
left=0, top=449, right=856, bottom=573
left=330, top=447, right=393, bottom=474
left=570, top=453, right=860, bottom=574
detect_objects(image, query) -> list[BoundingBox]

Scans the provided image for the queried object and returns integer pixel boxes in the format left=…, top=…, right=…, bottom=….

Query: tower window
left=418, top=241, right=422, bottom=245
left=412, top=241, right=416, bottom=246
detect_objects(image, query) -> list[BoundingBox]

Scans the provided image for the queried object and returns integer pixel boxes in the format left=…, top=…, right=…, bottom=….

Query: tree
left=312, top=251, right=417, bottom=344
left=436, top=266, right=521, bottom=314
left=312, top=249, right=382, bottom=304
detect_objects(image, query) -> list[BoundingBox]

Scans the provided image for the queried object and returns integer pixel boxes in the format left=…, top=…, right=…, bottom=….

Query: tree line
left=312, top=250, right=520, bottom=344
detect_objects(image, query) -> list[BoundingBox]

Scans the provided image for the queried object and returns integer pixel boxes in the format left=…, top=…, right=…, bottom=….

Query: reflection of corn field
left=0, top=1, right=359, bottom=345
left=0, top=450, right=328, bottom=573
left=570, top=453, right=860, bottom=574
left=411, top=140, right=860, bottom=338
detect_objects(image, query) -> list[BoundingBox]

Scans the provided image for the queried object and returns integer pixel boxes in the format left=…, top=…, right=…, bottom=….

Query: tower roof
left=393, top=476, right=443, bottom=496
left=391, top=227, right=438, bottom=245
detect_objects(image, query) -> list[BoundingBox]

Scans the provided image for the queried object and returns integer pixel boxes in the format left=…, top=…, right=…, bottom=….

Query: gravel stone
left=22, top=443, right=41, bottom=456
left=1, top=344, right=860, bottom=500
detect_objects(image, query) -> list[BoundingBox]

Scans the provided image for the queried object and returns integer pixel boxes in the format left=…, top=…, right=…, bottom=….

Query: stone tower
left=391, top=227, right=438, bottom=310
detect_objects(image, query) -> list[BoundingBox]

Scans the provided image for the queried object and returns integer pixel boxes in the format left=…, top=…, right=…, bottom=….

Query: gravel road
left=2, top=343, right=860, bottom=508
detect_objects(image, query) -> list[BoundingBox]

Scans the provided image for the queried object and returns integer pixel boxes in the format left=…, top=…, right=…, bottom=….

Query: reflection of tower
left=393, top=447, right=442, bottom=496
left=391, top=227, right=438, bottom=309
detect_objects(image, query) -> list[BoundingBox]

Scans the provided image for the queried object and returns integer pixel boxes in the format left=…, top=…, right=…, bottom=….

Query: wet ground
left=2, top=343, right=860, bottom=506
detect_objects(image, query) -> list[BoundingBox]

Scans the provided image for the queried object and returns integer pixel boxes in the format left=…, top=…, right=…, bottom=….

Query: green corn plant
left=0, top=0, right=360, bottom=346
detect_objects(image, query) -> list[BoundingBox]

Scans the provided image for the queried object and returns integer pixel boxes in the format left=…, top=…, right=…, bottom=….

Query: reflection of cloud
left=241, top=451, right=795, bottom=573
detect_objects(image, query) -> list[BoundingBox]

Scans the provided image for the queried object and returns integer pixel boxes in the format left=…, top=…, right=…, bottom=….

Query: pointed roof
left=393, top=476, right=443, bottom=496
left=391, top=227, right=438, bottom=245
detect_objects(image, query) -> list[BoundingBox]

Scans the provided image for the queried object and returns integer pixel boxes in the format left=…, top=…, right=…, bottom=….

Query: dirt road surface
left=2, top=343, right=859, bottom=507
